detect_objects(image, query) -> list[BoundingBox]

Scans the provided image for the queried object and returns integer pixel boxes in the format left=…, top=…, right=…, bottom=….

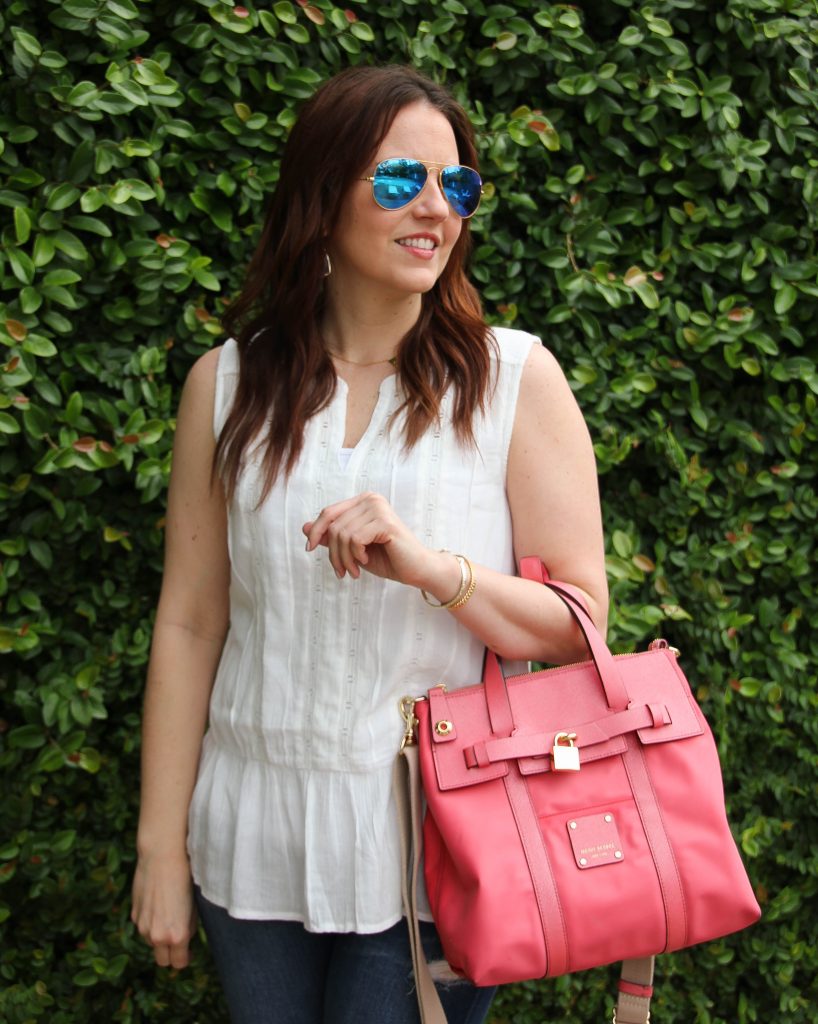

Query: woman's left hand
left=303, top=492, right=440, bottom=588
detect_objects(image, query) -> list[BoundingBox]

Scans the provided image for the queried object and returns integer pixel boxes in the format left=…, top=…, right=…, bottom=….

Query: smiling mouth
left=396, top=237, right=437, bottom=250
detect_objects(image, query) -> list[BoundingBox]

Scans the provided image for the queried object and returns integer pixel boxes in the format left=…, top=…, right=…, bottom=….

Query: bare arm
left=303, top=343, right=607, bottom=664
left=131, top=347, right=230, bottom=968
left=434, top=342, right=607, bottom=661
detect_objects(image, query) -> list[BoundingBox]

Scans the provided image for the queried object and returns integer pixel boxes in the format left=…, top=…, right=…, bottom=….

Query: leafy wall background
left=1, top=1, right=816, bottom=1021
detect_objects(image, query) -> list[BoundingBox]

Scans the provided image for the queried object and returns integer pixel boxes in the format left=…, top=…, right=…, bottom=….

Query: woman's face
left=325, top=101, right=464, bottom=302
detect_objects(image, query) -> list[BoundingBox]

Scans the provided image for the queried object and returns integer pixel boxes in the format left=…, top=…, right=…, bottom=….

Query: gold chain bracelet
left=421, top=553, right=476, bottom=611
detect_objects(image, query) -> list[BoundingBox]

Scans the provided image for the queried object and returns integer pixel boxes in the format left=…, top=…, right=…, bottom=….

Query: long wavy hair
left=216, top=65, right=494, bottom=503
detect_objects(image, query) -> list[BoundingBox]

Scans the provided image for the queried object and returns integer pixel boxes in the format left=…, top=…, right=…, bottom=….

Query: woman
left=131, top=65, right=607, bottom=1024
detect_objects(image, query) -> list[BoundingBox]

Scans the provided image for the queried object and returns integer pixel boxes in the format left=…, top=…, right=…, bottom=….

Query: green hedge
left=2, top=0, right=817, bottom=1021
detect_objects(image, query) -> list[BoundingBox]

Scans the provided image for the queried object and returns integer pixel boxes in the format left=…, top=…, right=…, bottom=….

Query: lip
left=395, top=233, right=440, bottom=260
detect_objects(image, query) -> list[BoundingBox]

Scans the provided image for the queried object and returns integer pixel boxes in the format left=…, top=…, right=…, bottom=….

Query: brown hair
left=216, top=65, right=494, bottom=502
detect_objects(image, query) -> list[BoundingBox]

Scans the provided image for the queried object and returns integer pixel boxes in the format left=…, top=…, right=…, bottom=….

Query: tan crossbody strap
left=394, top=745, right=448, bottom=1024
left=394, top=744, right=654, bottom=1024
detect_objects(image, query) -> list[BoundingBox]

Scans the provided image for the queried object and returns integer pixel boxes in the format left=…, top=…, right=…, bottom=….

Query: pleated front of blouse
left=187, top=327, right=536, bottom=931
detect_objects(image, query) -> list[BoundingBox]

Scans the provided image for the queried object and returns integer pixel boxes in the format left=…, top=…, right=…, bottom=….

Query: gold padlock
left=552, top=732, right=580, bottom=772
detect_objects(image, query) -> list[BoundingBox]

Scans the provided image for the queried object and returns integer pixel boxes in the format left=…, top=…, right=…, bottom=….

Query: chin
left=391, top=269, right=443, bottom=295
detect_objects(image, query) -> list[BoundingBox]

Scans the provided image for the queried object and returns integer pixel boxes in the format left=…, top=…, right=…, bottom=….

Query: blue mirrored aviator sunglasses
left=361, top=158, right=484, bottom=219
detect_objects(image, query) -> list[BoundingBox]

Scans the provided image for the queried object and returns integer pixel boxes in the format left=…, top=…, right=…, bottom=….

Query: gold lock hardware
left=434, top=720, right=453, bottom=736
left=552, top=731, right=580, bottom=772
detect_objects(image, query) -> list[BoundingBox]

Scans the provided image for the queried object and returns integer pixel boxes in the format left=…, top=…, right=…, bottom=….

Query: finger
left=326, top=506, right=381, bottom=577
left=154, top=944, right=171, bottom=968
left=303, top=497, right=361, bottom=551
left=169, top=941, right=191, bottom=969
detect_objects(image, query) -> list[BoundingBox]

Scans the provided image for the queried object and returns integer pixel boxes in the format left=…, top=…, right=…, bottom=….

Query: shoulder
left=488, top=326, right=571, bottom=403
left=182, top=340, right=239, bottom=397
left=179, top=346, right=217, bottom=409
left=187, top=344, right=222, bottom=383
left=177, top=345, right=232, bottom=428
left=488, top=326, right=542, bottom=367
left=514, top=339, right=587, bottom=441
left=518, top=339, right=569, bottom=396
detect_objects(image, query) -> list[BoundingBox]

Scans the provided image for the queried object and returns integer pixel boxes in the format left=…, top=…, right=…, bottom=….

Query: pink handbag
left=395, top=558, right=761, bottom=1023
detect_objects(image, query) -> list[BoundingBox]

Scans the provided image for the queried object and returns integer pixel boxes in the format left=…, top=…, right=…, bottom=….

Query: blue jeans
left=194, top=888, right=496, bottom=1024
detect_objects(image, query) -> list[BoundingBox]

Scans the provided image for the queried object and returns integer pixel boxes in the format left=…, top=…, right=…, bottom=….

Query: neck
left=321, top=282, right=423, bottom=364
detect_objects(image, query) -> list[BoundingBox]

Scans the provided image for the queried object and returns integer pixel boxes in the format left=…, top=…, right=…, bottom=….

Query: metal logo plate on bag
left=567, top=812, right=624, bottom=869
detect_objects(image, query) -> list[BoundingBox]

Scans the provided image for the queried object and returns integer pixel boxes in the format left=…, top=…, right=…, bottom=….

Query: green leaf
left=78, top=748, right=103, bottom=773
left=67, top=81, right=100, bottom=106
left=29, top=539, right=53, bottom=569
left=647, top=17, right=673, bottom=37
left=13, top=206, right=31, bottom=244
left=62, top=0, right=101, bottom=15
left=11, top=28, right=43, bottom=56
left=619, top=27, right=643, bottom=46
left=633, top=281, right=660, bottom=309
left=64, top=215, right=112, bottom=237
left=20, top=287, right=42, bottom=314
left=350, top=21, right=375, bottom=42
left=109, top=180, right=156, bottom=204
left=80, top=188, right=107, bottom=213
left=46, top=184, right=82, bottom=211
left=107, top=0, right=140, bottom=18
left=8, top=725, right=46, bottom=749
left=119, top=136, right=154, bottom=156
left=23, top=404, right=51, bottom=437
left=284, top=23, right=310, bottom=44
left=52, top=829, right=77, bottom=853
left=43, top=269, right=82, bottom=287
left=53, top=230, right=89, bottom=261
left=192, top=268, right=221, bottom=290
left=111, top=79, right=150, bottom=106
left=7, top=247, right=35, bottom=285
left=9, top=126, right=37, bottom=144
left=612, top=529, right=634, bottom=558
left=8, top=168, right=45, bottom=189
left=22, top=335, right=59, bottom=357
left=774, top=284, right=797, bottom=315
left=73, top=969, right=99, bottom=988
left=132, top=58, right=171, bottom=86
left=40, top=50, right=68, bottom=69
left=0, top=189, right=29, bottom=208
left=273, top=1, right=297, bottom=24
left=0, top=412, right=21, bottom=434
left=32, top=234, right=56, bottom=267
left=41, top=286, right=78, bottom=309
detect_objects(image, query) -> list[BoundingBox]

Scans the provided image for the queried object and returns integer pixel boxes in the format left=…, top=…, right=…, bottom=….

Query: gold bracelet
left=421, top=553, right=468, bottom=609
left=448, top=557, right=476, bottom=610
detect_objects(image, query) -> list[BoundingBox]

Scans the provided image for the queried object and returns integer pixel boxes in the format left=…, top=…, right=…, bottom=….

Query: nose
left=414, top=171, right=451, bottom=221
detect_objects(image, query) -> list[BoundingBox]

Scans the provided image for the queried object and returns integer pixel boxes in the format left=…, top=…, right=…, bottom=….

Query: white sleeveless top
left=187, top=327, right=537, bottom=931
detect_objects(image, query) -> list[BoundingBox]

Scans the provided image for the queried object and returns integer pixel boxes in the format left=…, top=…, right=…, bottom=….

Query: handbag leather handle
left=483, top=559, right=630, bottom=730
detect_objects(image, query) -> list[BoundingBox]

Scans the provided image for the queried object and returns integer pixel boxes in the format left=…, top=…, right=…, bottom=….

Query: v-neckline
left=332, top=373, right=398, bottom=463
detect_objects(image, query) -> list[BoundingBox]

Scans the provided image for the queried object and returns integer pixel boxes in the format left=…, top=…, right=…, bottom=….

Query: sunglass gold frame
left=360, top=158, right=484, bottom=219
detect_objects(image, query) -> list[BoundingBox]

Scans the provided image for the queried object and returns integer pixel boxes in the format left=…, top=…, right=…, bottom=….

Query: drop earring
left=322, top=252, right=332, bottom=277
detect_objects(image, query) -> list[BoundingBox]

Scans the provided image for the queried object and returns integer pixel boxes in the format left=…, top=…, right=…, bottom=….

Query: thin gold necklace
left=329, top=351, right=397, bottom=368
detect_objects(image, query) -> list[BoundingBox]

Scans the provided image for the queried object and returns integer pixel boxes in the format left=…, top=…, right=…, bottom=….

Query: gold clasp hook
left=399, top=696, right=418, bottom=750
